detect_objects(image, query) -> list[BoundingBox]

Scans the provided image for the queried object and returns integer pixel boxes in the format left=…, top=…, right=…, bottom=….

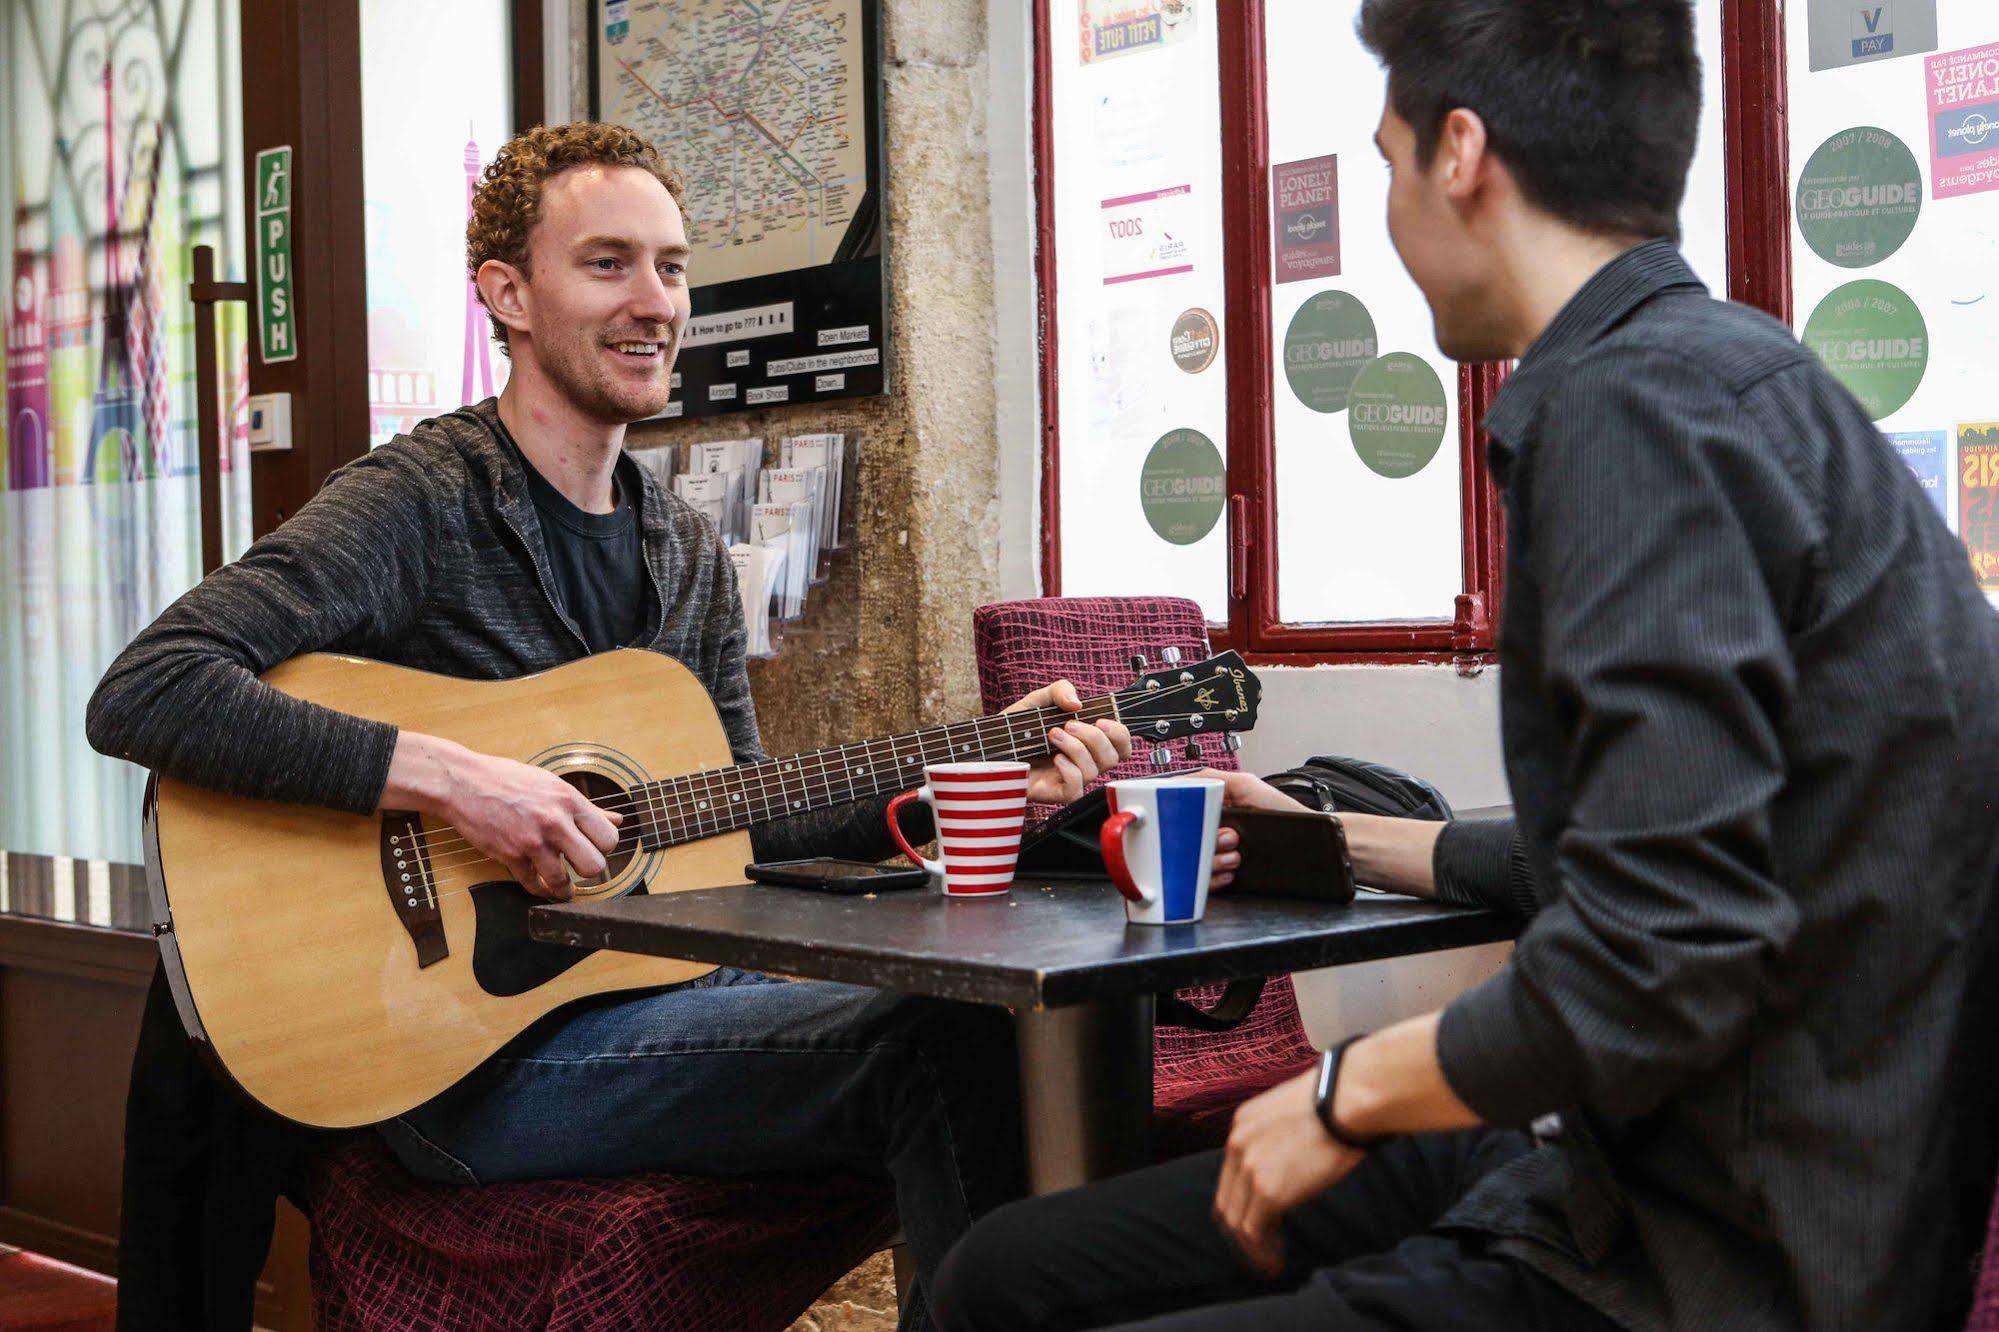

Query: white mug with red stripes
left=885, top=761, right=1031, bottom=896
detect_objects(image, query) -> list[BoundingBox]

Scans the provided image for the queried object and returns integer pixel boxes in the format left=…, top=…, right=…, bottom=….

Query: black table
left=533, top=877, right=1515, bottom=1192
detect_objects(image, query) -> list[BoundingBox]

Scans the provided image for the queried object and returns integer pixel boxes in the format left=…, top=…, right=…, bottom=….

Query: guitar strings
left=398, top=704, right=1236, bottom=901
left=397, top=672, right=1239, bottom=863
left=395, top=697, right=1112, bottom=862
left=401, top=685, right=1236, bottom=868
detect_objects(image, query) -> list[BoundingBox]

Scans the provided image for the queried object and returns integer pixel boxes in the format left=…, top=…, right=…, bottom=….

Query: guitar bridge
left=381, top=812, right=448, bottom=968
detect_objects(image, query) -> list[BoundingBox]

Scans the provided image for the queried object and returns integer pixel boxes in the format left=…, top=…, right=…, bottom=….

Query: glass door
left=1, top=0, right=251, bottom=925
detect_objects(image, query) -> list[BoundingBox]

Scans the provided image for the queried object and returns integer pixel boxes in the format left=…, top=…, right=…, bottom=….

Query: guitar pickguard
left=467, top=879, right=654, bottom=997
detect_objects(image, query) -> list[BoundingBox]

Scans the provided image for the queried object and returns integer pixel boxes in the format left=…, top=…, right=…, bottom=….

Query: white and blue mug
left=1098, top=776, right=1224, bottom=925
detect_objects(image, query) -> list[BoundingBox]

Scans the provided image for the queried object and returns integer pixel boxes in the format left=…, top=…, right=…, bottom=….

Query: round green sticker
left=1795, top=127, right=1922, bottom=269
left=1282, top=291, right=1378, bottom=414
left=1139, top=428, right=1226, bottom=545
left=1348, top=354, right=1449, bottom=479
left=1801, top=279, right=1928, bottom=421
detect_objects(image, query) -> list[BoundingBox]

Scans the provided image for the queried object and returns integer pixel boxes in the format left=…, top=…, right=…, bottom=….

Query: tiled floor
left=0, top=1248, right=116, bottom=1331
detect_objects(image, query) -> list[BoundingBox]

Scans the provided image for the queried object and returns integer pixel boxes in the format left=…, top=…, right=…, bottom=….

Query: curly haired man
left=92, top=122, right=1129, bottom=1331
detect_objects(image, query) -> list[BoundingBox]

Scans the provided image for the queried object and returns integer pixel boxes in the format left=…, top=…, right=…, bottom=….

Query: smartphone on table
left=744, top=857, right=931, bottom=894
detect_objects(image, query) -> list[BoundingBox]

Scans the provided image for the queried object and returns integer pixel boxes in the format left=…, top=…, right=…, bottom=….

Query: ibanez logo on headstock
left=1114, top=649, right=1262, bottom=764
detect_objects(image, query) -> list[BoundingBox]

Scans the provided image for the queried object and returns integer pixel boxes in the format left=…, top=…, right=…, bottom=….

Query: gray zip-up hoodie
left=85, top=397, right=897, bottom=863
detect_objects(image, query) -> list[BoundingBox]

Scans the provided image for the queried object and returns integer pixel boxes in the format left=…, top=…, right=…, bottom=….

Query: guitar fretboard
left=628, top=698, right=1119, bottom=847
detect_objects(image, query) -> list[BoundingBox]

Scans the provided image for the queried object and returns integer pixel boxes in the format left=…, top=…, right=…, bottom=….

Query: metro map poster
left=592, top=0, right=888, bottom=420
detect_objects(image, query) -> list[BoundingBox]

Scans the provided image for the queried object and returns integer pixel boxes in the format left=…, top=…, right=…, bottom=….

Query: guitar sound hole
left=559, top=771, right=639, bottom=887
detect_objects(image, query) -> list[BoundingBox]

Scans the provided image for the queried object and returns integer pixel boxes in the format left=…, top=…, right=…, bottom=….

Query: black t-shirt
left=497, top=422, right=653, bottom=653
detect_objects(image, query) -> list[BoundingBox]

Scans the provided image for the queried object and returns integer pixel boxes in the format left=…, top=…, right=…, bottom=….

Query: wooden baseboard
left=0, top=912, right=312, bottom=1328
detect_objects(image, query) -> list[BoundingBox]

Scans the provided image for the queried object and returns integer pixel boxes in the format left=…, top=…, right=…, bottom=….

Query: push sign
left=254, top=146, right=298, bottom=364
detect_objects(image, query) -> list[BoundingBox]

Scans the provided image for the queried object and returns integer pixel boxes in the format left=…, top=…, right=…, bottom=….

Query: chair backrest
left=973, top=596, right=1242, bottom=827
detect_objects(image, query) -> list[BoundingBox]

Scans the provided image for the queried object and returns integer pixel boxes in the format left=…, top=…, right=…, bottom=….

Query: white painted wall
left=984, top=5, right=1510, bottom=1047
left=1238, top=666, right=1512, bottom=1046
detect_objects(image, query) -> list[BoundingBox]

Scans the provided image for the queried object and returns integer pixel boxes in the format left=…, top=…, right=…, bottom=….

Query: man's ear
left=1437, top=107, right=1491, bottom=207
left=475, top=259, right=531, bottom=343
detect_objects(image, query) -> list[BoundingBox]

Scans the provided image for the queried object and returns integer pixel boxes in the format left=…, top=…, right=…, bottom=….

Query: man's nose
left=627, top=265, right=677, bottom=327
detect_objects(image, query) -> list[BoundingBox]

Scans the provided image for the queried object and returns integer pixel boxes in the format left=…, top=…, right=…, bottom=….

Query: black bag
left=1015, top=756, right=1452, bottom=1032
left=1262, top=755, right=1453, bottom=821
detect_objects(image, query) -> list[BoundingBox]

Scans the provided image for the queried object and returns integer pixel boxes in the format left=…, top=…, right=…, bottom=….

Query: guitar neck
left=628, top=696, right=1121, bottom=847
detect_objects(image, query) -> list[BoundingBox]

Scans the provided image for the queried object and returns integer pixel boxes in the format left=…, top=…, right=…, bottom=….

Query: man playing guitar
left=88, top=121, right=1130, bottom=1330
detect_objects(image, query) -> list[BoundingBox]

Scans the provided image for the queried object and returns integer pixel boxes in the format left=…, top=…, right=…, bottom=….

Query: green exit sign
left=254, top=146, right=297, bottom=364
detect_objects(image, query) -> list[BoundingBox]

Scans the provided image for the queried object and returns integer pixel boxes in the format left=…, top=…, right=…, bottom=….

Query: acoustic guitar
left=143, top=647, right=1262, bottom=1127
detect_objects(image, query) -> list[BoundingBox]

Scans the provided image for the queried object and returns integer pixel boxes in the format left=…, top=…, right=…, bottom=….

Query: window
left=1035, top=1, right=1749, bottom=659
left=1784, top=4, right=1999, bottom=603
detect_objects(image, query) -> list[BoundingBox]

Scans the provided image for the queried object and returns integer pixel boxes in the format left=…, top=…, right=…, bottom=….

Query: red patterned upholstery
left=1969, top=1180, right=1999, bottom=1331
left=308, top=1135, right=894, bottom=1331
left=973, top=595, right=1320, bottom=1154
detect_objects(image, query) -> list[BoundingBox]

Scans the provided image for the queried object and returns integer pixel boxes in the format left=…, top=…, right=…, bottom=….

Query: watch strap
left=1314, top=1034, right=1386, bottom=1150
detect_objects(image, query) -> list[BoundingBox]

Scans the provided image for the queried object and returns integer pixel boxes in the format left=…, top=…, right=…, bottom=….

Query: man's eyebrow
left=573, top=234, right=692, bottom=260
left=1372, top=131, right=1385, bottom=156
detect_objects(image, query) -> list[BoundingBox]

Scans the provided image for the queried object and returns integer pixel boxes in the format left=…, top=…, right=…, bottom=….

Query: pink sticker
left=1927, top=43, right=1999, bottom=199
left=1273, top=155, right=1341, bottom=283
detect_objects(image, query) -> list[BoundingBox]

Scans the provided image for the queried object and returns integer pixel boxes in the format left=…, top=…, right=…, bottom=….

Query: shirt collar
left=1482, top=239, right=1707, bottom=467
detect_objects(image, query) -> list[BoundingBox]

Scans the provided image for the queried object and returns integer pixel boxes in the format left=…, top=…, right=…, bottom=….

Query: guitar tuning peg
left=1150, top=746, right=1173, bottom=770
left=1160, top=646, right=1183, bottom=666
left=1130, top=654, right=1150, bottom=676
left=1222, top=733, right=1242, bottom=753
left=1182, top=739, right=1201, bottom=761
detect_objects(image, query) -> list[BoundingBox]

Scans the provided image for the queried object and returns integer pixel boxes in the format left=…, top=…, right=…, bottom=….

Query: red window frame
left=1032, top=0, right=1791, bottom=664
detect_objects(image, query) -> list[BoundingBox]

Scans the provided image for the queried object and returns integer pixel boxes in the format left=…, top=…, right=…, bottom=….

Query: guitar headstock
left=1111, top=649, right=1263, bottom=766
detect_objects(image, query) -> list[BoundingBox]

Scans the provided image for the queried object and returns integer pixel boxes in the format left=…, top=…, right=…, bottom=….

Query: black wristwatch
left=1314, top=1034, right=1386, bottom=1150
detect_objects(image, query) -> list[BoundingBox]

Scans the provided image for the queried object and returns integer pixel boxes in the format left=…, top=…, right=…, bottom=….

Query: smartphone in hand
left=1215, top=808, right=1357, bottom=904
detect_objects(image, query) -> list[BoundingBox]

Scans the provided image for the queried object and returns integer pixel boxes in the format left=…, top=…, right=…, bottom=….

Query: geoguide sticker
left=1801, top=279, right=1929, bottom=420
left=1282, top=290, right=1377, bottom=414
left=1795, top=127, right=1922, bottom=267
left=1348, top=354, right=1449, bottom=479
left=1140, top=428, right=1227, bottom=545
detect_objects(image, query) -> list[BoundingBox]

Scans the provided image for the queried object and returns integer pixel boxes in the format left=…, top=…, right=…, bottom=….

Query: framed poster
left=591, top=0, right=888, bottom=419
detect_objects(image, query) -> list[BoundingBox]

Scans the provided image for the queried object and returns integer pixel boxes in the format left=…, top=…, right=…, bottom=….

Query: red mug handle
left=1100, top=808, right=1152, bottom=904
left=887, top=788, right=944, bottom=879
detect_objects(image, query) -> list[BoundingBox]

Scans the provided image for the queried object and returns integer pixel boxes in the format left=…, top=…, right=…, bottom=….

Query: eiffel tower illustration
left=462, top=130, right=495, bottom=404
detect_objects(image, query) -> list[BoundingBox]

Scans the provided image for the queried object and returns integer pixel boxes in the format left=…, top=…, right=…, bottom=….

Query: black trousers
left=931, top=1129, right=1623, bottom=1332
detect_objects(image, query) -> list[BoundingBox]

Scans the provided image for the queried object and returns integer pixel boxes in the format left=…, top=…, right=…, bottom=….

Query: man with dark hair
left=932, top=2, right=1999, bottom=1329
left=92, top=121, right=1130, bottom=1330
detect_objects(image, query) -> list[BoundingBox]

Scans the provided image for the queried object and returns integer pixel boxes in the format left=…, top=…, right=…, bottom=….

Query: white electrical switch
left=246, top=392, right=293, bottom=452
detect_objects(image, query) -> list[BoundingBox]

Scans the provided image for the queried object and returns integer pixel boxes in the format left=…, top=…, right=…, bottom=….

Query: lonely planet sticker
left=1170, top=308, right=1220, bottom=373
left=1348, top=354, right=1448, bottom=479
left=1282, top=290, right=1377, bottom=414
left=1802, top=279, right=1928, bottom=420
left=1796, top=127, right=1922, bottom=268
left=1140, top=428, right=1226, bottom=545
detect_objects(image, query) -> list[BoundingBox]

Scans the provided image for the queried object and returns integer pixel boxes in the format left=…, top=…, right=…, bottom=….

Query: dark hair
left=1356, top=0, right=1699, bottom=241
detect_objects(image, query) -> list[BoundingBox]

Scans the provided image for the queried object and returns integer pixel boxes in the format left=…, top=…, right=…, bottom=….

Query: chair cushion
left=308, top=1136, right=894, bottom=1332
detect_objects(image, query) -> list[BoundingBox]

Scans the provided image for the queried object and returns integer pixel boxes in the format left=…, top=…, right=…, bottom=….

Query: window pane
left=362, top=0, right=513, bottom=448
left=1682, top=1, right=1729, bottom=294
left=2, top=0, right=250, bottom=871
left=1786, top=5, right=1999, bottom=603
left=1265, top=0, right=1461, bottom=625
left=1047, top=0, right=1229, bottom=621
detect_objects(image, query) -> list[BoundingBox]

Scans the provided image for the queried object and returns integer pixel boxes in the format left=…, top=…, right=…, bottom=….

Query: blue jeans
left=379, top=970, right=1024, bottom=1331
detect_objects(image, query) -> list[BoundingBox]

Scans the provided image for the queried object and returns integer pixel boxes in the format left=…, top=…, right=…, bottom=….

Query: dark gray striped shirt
left=1428, top=243, right=1999, bottom=1331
